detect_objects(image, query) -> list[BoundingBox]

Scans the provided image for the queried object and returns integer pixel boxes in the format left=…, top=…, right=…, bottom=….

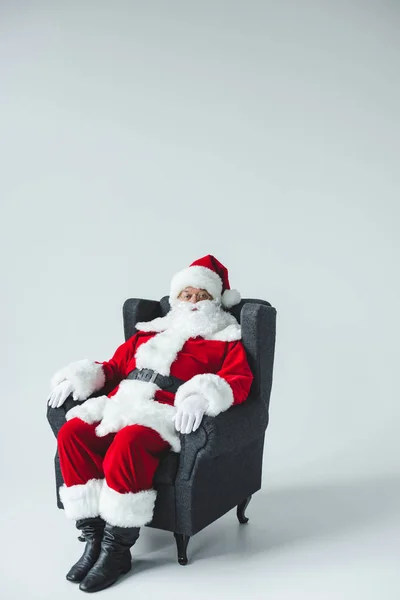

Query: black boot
left=79, top=522, right=140, bottom=593
left=66, top=517, right=105, bottom=583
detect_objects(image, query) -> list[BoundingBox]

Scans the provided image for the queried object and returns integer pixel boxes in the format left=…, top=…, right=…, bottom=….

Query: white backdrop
left=1, top=2, right=399, bottom=599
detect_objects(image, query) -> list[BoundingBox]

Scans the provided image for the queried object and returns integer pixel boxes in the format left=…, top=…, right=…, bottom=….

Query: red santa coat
left=51, top=309, right=254, bottom=453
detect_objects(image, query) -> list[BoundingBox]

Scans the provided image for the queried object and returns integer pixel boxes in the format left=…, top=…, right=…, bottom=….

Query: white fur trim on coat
left=205, top=322, right=241, bottom=341
left=65, top=395, right=109, bottom=424
left=67, top=380, right=181, bottom=453
left=59, top=478, right=103, bottom=520
left=99, top=481, right=157, bottom=527
left=95, top=380, right=181, bottom=452
left=169, top=266, right=223, bottom=306
left=134, top=327, right=189, bottom=375
left=51, top=359, right=106, bottom=401
left=174, top=373, right=234, bottom=417
left=136, top=317, right=241, bottom=343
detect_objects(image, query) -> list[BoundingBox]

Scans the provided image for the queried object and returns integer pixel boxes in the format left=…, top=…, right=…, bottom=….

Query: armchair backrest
left=123, top=296, right=277, bottom=415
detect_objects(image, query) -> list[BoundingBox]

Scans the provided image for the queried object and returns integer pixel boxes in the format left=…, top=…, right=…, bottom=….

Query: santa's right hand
left=47, top=380, right=75, bottom=408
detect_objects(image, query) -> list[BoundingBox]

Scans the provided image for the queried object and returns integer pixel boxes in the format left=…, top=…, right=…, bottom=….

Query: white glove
left=172, top=393, right=208, bottom=434
left=47, top=380, right=75, bottom=408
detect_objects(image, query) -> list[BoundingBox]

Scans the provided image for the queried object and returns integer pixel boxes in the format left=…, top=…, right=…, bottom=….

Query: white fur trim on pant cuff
left=59, top=478, right=104, bottom=520
left=51, top=359, right=106, bottom=401
left=99, top=482, right=157, bottom=527
left=174, top=373, right=234, bottom=416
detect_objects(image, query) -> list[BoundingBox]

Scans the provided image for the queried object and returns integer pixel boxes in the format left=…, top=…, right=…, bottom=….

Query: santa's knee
left=57, top=417, right=93, bottom=447
left=110, top=424, right=153, bottom=456
left=103, top=425, right=150, bottom=469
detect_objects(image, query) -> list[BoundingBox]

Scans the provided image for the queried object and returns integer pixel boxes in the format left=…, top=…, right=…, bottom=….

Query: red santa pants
left=57, top=417, right=171, bottom=527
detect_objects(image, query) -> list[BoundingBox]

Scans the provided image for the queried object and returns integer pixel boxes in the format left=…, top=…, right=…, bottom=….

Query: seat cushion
left=153, top=451, right=180, bottom=486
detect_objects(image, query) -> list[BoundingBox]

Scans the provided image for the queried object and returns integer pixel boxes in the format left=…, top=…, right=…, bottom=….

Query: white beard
left=134, top=299, right=241, bottom=375
left=160, top=299, right=233, bottom=337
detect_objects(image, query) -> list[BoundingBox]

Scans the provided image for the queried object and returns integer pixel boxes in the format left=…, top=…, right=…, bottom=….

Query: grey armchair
left=47, top=295, right=276, bottom=565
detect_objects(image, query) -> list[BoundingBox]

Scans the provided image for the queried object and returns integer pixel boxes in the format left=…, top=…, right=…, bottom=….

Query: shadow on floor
left=190, top=472, right=400, bottom=560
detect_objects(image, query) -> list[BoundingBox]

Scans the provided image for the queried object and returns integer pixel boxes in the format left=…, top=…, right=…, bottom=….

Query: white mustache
left=172, top=299, right=221, bottom=315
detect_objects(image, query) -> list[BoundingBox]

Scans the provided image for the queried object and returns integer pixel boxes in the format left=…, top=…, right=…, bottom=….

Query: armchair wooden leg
left=173, top=533, right=190, bottom=565
left=237, top=494, right=252, bottom=524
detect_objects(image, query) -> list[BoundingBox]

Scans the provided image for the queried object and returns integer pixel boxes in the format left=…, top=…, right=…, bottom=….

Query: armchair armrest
left=176, top=396, right=268, bottom=481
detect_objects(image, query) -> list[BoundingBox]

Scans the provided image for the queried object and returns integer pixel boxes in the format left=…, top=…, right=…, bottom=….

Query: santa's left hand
left=47, top=380, right=75, bottom=408
left=172, top=393, right=208, bottom=434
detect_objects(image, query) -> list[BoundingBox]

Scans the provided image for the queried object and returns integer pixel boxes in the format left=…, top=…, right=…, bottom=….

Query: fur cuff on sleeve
left=174, top=373, right=234, bottom=417
left=50, top=359, right=106, bottom=401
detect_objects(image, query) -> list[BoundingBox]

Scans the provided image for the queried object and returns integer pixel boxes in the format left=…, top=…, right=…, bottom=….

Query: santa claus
left=47, top=254, right=254, bottom=593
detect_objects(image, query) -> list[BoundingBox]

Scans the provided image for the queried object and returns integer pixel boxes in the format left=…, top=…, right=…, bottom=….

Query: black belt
left=126, top=368, right=185, bottom=394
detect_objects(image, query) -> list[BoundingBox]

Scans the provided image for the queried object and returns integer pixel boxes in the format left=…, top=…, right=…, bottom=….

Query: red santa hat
left=169, top=254, right=241, bottom=309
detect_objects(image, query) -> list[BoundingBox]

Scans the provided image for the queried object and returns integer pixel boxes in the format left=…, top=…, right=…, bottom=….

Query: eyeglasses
left=178, top=291, right=212, bottom=301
